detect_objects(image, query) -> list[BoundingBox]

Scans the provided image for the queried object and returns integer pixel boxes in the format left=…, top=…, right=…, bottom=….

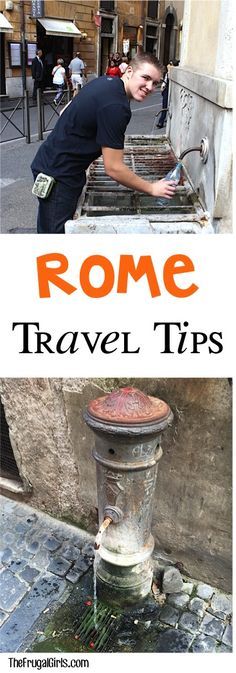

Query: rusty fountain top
left=84, top=387, right=173, bottom=437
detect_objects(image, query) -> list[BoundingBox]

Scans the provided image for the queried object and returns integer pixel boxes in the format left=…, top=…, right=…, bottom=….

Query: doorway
left=163, top=13, right=174, bottom=65
left=101, top=36, right=114, bottom=75
left=100, top=14, right=116, bottom=75
left=36, top=22, right=73, bottom=87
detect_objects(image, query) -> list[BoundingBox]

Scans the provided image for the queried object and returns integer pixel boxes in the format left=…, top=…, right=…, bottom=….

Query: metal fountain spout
left=94, top=516, right=112, bottom=550
left=179, top=137, right=209, bottom=163
left=94, top=506, right=124, bottom=550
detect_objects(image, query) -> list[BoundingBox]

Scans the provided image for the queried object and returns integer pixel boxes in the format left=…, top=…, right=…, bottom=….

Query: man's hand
left=150, top=179, right=177, bottom=199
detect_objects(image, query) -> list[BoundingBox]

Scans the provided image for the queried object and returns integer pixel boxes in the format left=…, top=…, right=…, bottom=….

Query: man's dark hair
left=129, top=52, right=161, bottom=71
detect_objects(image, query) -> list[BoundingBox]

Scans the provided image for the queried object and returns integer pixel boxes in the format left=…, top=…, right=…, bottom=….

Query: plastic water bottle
left=156, top=161, right=182, bottom=207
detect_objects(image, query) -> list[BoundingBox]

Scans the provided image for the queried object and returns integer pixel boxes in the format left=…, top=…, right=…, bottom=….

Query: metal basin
left=65, top=136, right=213, bottom=234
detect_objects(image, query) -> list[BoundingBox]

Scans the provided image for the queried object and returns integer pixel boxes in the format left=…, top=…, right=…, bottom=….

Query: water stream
left=93, top=550, right=100, bottom=630
left=93, top=517, right=112, bottom=630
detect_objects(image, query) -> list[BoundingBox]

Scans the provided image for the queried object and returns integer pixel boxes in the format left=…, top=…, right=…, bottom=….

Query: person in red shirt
left=106, top=59, right=121, bottom=77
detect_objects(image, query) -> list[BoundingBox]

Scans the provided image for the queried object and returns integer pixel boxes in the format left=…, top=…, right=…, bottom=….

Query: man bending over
left=31, top=53, right=177, bottom=234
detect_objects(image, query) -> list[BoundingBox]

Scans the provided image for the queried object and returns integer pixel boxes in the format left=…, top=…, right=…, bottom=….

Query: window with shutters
left=100, top=1, right=115, bottom=12
left=147, top=1, right=158, bottom=20
left=101, top=17, right=114, bottom=35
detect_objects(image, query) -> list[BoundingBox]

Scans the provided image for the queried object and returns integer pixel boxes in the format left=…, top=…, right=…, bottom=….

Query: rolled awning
left=37, top=18, right=81, bottom=37
left=0, top=13, right=13, bottom=32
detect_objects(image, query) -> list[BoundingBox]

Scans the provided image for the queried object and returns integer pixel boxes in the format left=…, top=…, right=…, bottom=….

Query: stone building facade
left=0, top=0, right=98, bottom=97
left=0, top=377, right=232, bottom=592
left=0, top=1, right=183, bottom=97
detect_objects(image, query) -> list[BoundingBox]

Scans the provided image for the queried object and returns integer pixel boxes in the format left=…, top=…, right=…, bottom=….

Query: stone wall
left=0, top=378, right=232, bottom=591
left=167, top=67, right=232, bottom=229
left=168, top=0, right=233, bottom=232
left=1, top=0, right=184, bottom=95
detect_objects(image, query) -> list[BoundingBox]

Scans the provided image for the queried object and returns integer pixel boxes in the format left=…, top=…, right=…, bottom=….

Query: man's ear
left=126, top=65, right=133, bottom=77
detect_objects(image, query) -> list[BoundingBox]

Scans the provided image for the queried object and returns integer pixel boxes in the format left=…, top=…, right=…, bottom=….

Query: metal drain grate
left=74, top=604, right=118, bottom=652
left=78, top=137, right=202, bottom=219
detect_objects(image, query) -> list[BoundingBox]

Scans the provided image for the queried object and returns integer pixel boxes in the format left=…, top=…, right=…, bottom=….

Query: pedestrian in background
left=31, top=49, right=44, bottom=103
left=69, top=51, right=86, bottom=97
left=119, top=56, right=129, bottom=75
left=106, top=58, right=121, bottom=77
left=114, top=52, right=122, bottom=67
left=157, top=59, right=179, bottom=128
left=52, top=58, right=67, bottom=105
left=156, top=64, right=169, bottom=128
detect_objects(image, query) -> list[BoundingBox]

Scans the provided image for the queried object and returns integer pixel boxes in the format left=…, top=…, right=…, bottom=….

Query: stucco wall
left=183, top=0, right=221, bottom=75
left=0, top=377, right=232, bottom=591
left=181, top=0, right=232, bottom=80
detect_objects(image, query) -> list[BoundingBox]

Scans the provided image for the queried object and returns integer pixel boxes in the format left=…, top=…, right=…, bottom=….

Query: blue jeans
left=32, top=172, right=85, bottom=234
left=54, top=84, right=65, bottom=104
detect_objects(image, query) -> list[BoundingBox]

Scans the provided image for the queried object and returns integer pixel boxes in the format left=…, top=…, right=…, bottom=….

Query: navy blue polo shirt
left=31, top=76, right=131, bottom=190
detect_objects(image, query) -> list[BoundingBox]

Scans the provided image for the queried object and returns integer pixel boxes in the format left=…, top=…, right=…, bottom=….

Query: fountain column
left=84, top=387, right=173, bottom=607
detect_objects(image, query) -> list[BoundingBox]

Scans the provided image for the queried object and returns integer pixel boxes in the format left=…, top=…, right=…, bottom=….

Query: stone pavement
left=0, top=495, right=233, bottom=653
left=0, top=495, right=93, bottom=652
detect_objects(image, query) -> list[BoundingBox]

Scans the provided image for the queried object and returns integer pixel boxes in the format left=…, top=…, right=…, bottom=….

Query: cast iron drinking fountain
left=84, top=387, right=173, bottom=608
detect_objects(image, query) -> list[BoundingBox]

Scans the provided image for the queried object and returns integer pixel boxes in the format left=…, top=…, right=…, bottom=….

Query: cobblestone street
left=0, top=495, right=232, bottom=654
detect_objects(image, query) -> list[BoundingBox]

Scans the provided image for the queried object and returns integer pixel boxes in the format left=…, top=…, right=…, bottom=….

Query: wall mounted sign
left=31, top=0, right=44, bottom=18
left=9, top=42, right=21, bottom=68
left=122, top=39, right=130, bottom=55
left=27, top=43, right=37, bottom=66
